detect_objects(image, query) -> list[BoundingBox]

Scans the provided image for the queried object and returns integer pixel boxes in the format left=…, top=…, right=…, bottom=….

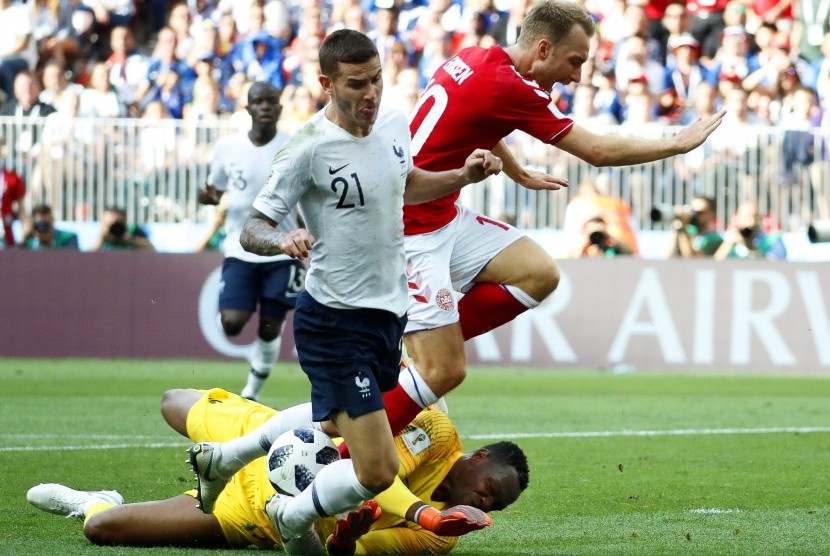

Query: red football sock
left=458, top=283, right=529, bottom=340
left=337, top=383, right=425, bottom=459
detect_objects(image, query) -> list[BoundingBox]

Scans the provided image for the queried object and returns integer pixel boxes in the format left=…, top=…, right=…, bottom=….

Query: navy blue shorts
left=218, top=258, right=306, bottom=318
left=293, top=291, right=406, bottom=421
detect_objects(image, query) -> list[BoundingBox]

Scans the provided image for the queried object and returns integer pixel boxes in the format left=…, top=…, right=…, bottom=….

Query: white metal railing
left=2, top=115, right=829, bottom=232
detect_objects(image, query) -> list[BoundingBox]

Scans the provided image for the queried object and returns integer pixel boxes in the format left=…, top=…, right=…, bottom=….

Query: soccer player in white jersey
left=187, top=29, right=504, bottom=556
left=198, top=81, right=304, bottom=401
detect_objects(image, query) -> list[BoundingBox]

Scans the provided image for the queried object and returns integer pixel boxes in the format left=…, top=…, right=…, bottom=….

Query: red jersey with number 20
left=406, top=45, right=574, bottom=235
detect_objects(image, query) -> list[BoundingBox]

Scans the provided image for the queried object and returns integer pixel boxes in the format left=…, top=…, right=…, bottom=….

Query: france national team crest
left=402, top=426, right=431, bottom=456
left=392, top=141, right=407, bottom=176
left=355, top=372, right=372, bottom=399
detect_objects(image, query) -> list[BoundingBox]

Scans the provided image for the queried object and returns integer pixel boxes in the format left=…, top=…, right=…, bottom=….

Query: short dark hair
left=484, top=441, right=530, bottom=491
left=519, top=0, right=596, bottom=49
left=32, top=203, right=53, bottom=217
left=319, top=29, right=379, bottom=78
left=694, top=195, right=717, bottom=213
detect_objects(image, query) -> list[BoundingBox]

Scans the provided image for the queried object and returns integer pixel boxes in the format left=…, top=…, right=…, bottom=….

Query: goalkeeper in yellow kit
left=27, top=388, right=529, bottom=554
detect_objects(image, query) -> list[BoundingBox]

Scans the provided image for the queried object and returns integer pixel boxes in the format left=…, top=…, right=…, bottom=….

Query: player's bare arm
left=403, top=148, right=503, bottom=205
left=198, top=185, right=223, bottom=205
left=492, top=140, right=569, bottom=191
left=240, top=208, right=314, bottom=259
left=556, top=110, right=726, bottom=167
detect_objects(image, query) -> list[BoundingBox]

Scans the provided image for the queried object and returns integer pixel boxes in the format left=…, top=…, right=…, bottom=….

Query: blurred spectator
left=748, top=0, right=794, bottom=33
left=39, top=59, right=84, bottom=106
left=711, top=25, right=752, bottom=93
left=168, top=2, right=195, bottom=63
left=29, top=0, right=80, bottom=71
left=222, top=70, right=250, bottom=119
left=657, top=1, right=691, bottom=66
left=666, top=195, right=724, bottom=257
left=1, top=147, right=25, bottom=247
left=231, top=30, right=285, bottom=89
left=487, top=0, right=531, bottom=47
left=137, top=100, right=178, bottom=179
left=79, top=61, right=126, bottom=117
left=20, top=203, right=79, bottom=249
left=385, top=65, right=421, bottom=114
left=686, top=0, right=728, bottom=62
left=135, top=26, right=195, bottom=118
left=792, top=0, right=830, bottom=64
left=416, top=16, right=454, bottom=89
left=615, top=35, right=665, bottom=96
left=570, top=83, right=618, bottom=129
left=779, top=85, right=819, bottom=188
left=742, top=23, right=790, bottom=95
left=89, top=205, right=154, bottom=250
left=78, top=0, right=136, bottom=30
left=714, top=200, right=787, bottom=259
left=183, top=75, right=221, bottom=120
left=369, top=4, right=412, bottom=67
left=660, top=33, right=706, bottom=122
left=105, top=25, right=148, bottom=115
left=0, top=71, right=56, bottom=136
left=563, top=174, right=640, bottom=255
left=709, top=87, right=768, bottom=191
left=805, top=31, right=830, bottom=103
left=569, top=215, right=635, bottom=258
left=216, top=12, right=240, bottom=58
left=278, top=83, right=318, bottom=133
left=0, top=0, right=38, bottom=103
left=620, top=79, right=659, bottom=125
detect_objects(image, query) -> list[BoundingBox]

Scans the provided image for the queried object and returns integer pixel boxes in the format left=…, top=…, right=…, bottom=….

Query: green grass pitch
left=2, top=358, right=829, bottom=555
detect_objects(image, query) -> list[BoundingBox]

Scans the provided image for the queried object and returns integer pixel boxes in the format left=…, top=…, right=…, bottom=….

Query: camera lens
left=588, top=230, right=606, bottom=246
left=739, top=227, right=755, bottom=239
left=109, top=221, right=127, bottom=238
left=34, top=221, right=51, bottom=233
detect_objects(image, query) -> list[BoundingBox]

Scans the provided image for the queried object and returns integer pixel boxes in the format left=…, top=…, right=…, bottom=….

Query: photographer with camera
left=90, top=206, right=154, bottom=251
left=20, top=204, right=79, bottom=250
left=658, top=196, right=723, bottom=258
left=713, top=201, right=787, bottom=261
left=569, top=215, right=634, bottom=258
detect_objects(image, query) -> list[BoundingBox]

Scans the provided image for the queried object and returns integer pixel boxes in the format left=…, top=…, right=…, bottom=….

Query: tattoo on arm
left=240, top=209, right=284, bottom=256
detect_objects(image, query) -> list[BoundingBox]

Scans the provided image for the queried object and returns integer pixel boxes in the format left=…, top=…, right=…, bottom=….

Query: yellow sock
left=83, top=502, right=117, bottom=526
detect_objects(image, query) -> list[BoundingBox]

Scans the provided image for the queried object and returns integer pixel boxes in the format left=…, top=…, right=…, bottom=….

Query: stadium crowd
left=1, top=0, right=826, bottom=256
left=0, top=0, right=826, bottom=137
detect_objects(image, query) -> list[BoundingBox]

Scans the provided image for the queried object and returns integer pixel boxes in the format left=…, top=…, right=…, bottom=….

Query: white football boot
left=27, top=483, right=123, bottom=518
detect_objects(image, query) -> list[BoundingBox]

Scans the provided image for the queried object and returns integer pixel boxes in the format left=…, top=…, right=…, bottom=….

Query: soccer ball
left=266, top=428, right=340, bottom=496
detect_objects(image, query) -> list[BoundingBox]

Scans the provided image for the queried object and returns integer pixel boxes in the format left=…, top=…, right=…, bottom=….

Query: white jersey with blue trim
left=253, top=106, right=413, bottom=315
left=207, top=130, right=298, bottom=263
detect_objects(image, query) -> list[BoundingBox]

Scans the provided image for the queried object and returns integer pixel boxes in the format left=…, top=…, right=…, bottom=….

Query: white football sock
left=399, top=365, right=439, bottom=408
left=242, top=336, right=282, bottom=399
left=217, top=402, right=315, bottom=477
left=281, top=459, right=374, bottom=533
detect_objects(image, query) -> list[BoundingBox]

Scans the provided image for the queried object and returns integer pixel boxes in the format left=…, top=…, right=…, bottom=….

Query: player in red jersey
left=368, top=0, right=726, bottom=445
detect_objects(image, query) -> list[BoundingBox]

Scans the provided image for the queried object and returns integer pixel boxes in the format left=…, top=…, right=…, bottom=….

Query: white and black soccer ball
left=266, top=428, right=340, bottom=496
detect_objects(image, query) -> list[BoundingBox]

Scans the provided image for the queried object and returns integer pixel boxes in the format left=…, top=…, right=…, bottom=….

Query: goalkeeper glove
left=325, top=500, right=382, bottom=556
left=414, top=504, right=493, bottom=536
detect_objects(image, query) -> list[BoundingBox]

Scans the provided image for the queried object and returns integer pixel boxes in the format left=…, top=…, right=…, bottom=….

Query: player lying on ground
left=27, top=388, right=529, bottom=554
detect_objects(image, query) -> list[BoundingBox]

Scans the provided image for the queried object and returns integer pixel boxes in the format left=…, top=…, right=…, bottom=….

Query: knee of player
left=418, top=359, right=466, bottom=395
left=356, top=462, right=398, bottom=494
left=220, top=316, right=246, bottom=336
left=528, top=257, right=559, bottom=300
left=83, top=512, right=119, bottom=545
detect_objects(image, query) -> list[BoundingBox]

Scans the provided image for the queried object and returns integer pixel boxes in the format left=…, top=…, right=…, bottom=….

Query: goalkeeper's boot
left=27, top=483, right=123, bottom=518
left=265, top=494, right=325, bottom=556
left=188, top=442, right=230, bottom=514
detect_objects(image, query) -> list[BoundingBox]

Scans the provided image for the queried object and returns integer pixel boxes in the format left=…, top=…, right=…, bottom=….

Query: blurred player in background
left=374, top=0, right=727, bottom=448
left=27, top=387, right=527, bottom=554
left=198, top=80, right=305, bottom=402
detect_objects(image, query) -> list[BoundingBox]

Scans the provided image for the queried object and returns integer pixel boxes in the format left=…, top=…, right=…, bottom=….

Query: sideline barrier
left=2, top=251, right=828, bottom=373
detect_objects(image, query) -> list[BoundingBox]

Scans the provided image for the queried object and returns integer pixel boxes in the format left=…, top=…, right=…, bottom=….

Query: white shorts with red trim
left=404, top=204, right=523, bottom=333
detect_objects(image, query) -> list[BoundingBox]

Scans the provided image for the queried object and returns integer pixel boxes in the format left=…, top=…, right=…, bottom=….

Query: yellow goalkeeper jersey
left=187, top=388, right=462, bottom=554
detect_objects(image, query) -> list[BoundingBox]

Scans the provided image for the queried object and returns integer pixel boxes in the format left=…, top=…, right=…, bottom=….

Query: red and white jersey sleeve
left=405, top=45, right=574, bottom=235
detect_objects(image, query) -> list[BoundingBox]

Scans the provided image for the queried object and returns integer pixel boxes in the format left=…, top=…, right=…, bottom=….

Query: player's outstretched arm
left=556, top=110, right=726, bottom=167
left=493, top=139, right=569, bottom=191
left=404, top=149, right=502, bottom=205
left=240, top=208, right=313, bottom=259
